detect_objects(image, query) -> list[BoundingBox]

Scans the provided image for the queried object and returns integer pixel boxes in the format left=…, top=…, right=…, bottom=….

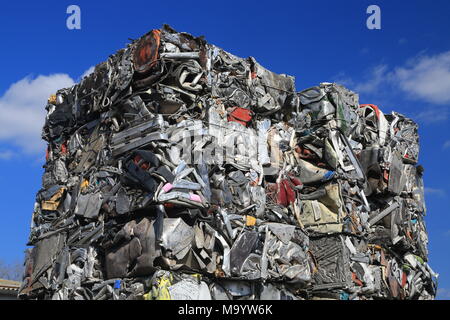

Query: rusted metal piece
left=132, top=29, right=161, bottom=75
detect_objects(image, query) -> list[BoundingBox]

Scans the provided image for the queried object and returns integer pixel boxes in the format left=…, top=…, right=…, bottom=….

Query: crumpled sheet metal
left=19, top=25, right=436, bottom=300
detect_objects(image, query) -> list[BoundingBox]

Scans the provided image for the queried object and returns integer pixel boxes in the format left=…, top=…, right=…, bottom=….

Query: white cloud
left=0, top=150, right=14, bottom=160
left=413, top=108, right=449, bottom=124
left=332, top=72, right=355, bottom=88
left=444, top=141, right=450, bottom=149
left=354, top=64, right=389, bottom=94
left=0, top=74, right=75, bottom=155
left=393, top=51, right=450, bottom=104
left=437, top=288, right=450, bottom=300
left=0, top=66, right=93, bottom=156
left=335, top=50, right=450, bottom=106
left=424, top=187, right=446, bottom=197
left=80, top=66, right=95, bottom=80
left=360, top=48, right=369, bottom=55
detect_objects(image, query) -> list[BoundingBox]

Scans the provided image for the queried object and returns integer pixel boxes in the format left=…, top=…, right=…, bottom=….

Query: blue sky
left=0, top=0, right=449, bottom=299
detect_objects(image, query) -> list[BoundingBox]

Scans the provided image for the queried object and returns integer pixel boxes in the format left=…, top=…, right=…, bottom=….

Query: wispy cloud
left=334, top=50, right=450, bottom=107
left=437, top=288, right=450, bottom=300
left=393, top=51, right=450, bottom=105
left=0, top=67, right=93, bottom=157
left=424, top=187, right=446, bottom=197
left=0, top=150, right=14, bottom=160
left=353, top=64, right=389, bottom=95
left=0, top=74, right=74, bottom=155
left=413, top=108, right=449, bottom=124
left=360, top=48, right=369, bottom=55
left=79, top=66, right=95, bottom=81
left=333, top=72, right=355, bottom=89
left=444, top=140, right=450, bottom=149
left=398, top=38, right=407, bottom=45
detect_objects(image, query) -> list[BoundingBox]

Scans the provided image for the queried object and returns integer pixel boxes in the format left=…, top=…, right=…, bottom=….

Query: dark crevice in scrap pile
left=19, top=24, right=438, bottom=300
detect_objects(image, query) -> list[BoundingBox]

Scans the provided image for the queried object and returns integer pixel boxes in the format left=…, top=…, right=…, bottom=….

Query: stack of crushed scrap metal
left=19, top=25, right=438, bottom=300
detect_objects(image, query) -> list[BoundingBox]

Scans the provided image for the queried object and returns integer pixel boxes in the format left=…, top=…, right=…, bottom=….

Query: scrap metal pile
left=19, top=25, right=438, bottom=300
